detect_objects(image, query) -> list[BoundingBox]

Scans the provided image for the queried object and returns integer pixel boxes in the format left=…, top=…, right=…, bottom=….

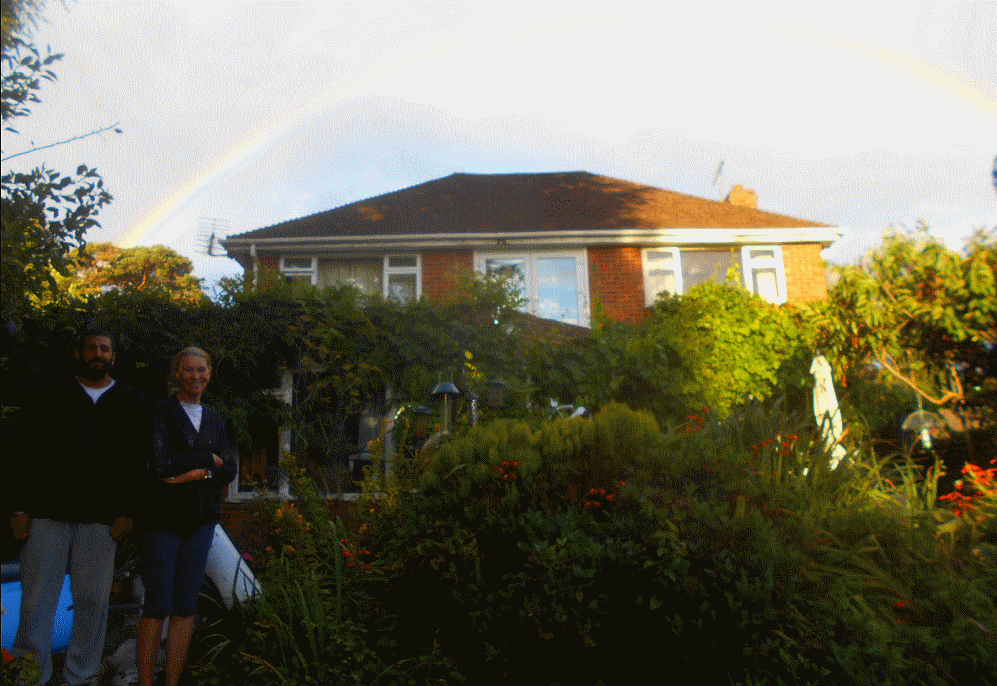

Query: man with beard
left=9, top=328, right=151, bottom=686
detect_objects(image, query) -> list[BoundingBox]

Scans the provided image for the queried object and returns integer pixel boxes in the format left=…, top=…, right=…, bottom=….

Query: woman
left=136, top=347, right=236, bottom=686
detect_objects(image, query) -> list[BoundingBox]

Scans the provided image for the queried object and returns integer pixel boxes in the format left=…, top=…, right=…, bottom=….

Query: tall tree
left=1, top=0, right=113, bottom=323
left=49, top=242, right=205, bottom=304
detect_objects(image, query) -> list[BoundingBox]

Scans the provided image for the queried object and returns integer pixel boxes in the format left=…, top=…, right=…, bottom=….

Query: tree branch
left=876, top=352, right=962, bottom=406
left=1, top=122, right=121, bottom=161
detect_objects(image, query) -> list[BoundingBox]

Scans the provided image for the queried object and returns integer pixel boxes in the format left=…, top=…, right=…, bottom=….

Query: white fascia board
left=222, top=227, right=844, bottom=253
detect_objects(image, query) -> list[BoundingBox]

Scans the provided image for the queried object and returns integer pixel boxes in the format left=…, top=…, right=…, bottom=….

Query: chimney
left=725, top=184, right=758, bottom=209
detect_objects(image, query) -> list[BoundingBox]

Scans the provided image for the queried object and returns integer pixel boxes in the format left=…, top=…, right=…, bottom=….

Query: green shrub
left=196, top=405, right=994, bottom=685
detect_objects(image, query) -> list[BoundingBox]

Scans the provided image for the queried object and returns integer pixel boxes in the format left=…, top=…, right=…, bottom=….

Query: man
left=9, top=328, right=151, bottom=686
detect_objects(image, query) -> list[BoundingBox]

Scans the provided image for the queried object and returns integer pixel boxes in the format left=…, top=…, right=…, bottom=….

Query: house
left=221, top=171, right=842, bottom=327
left=217, top=172, right=842, bottom=535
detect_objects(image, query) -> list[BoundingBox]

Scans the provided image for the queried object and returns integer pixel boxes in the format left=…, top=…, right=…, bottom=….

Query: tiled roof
left=230, top=171, right=830, bottom=240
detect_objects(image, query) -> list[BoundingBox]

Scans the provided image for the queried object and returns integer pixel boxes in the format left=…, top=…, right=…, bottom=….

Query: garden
left=1, top=226, right=995, bottom=685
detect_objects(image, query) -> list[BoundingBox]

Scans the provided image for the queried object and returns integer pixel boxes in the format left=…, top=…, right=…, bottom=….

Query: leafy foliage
left=650, top=277, right=815, bottom=416
left=1, top=164, right=111, bottom=320
left=528, top=278, right=814, bottom=422
left=809, top=224, right=996, bottom=409
left=45, top=242, right=205, bottom=305
left=213, top=402, right=996, bottom=685
left=2, top=19, right=113, bottom=323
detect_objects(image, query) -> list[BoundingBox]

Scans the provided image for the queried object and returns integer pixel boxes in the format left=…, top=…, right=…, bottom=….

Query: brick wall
left=421, top=250, right=473, bottom=300
left=587, top=247, right=647, bottom=324
left=782, top=243, right=828, bottom=303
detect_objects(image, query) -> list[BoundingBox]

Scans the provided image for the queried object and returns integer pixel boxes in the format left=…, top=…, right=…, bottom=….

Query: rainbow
left=120, top=22, right=994, bottom=249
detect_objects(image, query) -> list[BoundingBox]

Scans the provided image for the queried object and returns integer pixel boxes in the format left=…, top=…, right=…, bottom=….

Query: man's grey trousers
left=14, top=519, right=117, bottom=686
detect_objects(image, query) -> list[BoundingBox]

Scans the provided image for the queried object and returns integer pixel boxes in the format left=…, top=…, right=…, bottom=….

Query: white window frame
left=641, top=246, right=788, bottom=305
left=227, top=372, right=292, bottom=501
left=279, top=256, right=317, bottom=285
left=641, top=247, right=683, bottom=307
left=474, top=250, right=590, bottom=327
left=382, top=254, right=422, bottom=301
left=741, top=245, right=787, bottom=304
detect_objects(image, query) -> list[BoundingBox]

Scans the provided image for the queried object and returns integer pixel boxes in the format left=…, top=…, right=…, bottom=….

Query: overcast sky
left=3, top=0, right=995, bottom=291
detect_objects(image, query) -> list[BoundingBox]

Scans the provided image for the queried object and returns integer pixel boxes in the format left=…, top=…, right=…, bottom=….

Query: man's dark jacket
left=141, top=396, right=237, bottom=533
left=10, top=376, right=151, bottom=524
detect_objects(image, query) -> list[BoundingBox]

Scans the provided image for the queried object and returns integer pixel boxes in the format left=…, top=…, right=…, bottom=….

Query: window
left=642, top=246, right=787, bottom=305
left=476, top=251, right=589, bottom=326
left=228, top=373, right=292, bottom=501
left=279, top=256, right=316, bottom=285
left=283, top=255, right=422, bottom=300
left=317, top=258, right=382, bottom=294
left=741, top=246, right=787, bottom=304
left=383, top=255, right=420, bottom=301
left=643, top=248, right=682, bottom=302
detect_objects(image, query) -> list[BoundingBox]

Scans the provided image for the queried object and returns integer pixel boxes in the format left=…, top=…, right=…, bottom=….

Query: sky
left=3, top=0, right=995, bottom=292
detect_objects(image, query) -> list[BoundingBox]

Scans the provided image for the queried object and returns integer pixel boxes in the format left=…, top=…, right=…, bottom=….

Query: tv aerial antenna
left=197, top=217, right=229, bottom=256
left=712, top=160, right=725, bottom=199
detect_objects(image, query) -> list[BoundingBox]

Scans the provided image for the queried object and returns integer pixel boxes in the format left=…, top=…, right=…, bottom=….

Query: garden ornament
left=810, top=354, right=848, bottom=470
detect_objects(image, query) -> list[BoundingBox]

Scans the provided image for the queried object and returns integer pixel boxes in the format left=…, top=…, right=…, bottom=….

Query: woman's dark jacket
left=141, top=396, right=237, bottom=533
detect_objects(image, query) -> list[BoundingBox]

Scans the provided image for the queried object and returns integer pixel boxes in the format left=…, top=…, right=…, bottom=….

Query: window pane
left=648, top=269, right=677, bottom=297
left=752, top=268, right=780, bottom=301
left=749, top=249, right=775, bottom=260
left=647, top=249, right=675, bottom=264
left=536, top=256, right=580, bottom=324
left=318, top=259, right=382, bottom=294
left=387, top=273, right=416, bottom=301
left=387, top=255, right=417, bottom=268
left=682, top=250, right=741, bottom=290
left=283, top=257, right=312, bottom=270
left=285, top=274, right=312, bottom=286
left=485, top=257, right=527, bottom=302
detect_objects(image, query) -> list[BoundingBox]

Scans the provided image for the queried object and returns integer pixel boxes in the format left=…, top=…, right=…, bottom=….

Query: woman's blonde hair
left=170, top=346, right=212, bottom=375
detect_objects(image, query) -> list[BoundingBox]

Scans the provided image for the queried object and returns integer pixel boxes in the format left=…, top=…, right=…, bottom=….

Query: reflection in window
left=383, top=254, right=421, bottom=301
left=536, top=257, right=580, bottom=324
left=479, top=252, right=587, bottom=326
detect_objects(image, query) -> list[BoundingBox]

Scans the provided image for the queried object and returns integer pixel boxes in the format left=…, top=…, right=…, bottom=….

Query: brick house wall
left=781, top=243, right=828, bottom=303
left=587, top=247, right=647, bottom=324
left=422, top=250, right=473, bottom=300
left=416, top=243, right=828, bottom=320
